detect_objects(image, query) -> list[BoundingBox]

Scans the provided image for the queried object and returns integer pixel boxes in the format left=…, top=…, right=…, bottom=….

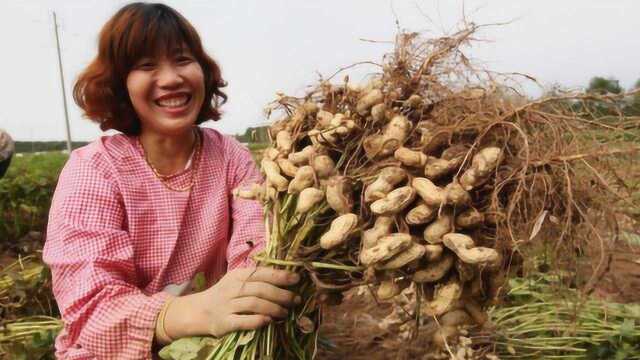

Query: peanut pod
left=362, top=115, right=411, bottom=158
left=455, top=208, right=484, bottom=228
left=405, top=202, right=436, bottom=225
left=441, top=145, right=469, bottom=160
left=412, top=253, right=454, bottom=283
left=417, top=125, right=448, bottom=154
left=309, top=127, right=337, bottom=146
left=423, top=211, right=453, bottom=244
left=370, top=186, right=416, bottom=215
left=276, top=158, right=299, bottom=178
left=394, top=147, right=428, bottom=167
left=288, top=165, right=315, bottom=194
left=360, top=233, right=412, bottom=265
left=444, top=181, right=471, bottom=206
left=356, top=89, right=384, bottom=115
left=288, top=145, right=315, bottom=165
left=325, top=176, right=353, bottom=214
left=377, top=242, right=426, bottom=270
left=376, top=279, right=405, bottom=301
left=275, top=130, right=293, bottom=155
left=371, top=103, right=386, bottom=122
left=262, top=147, right=281, bottom=161
left=442, top=233, right=499, bottom=265
left=331, top=114, right=356, bottom=136
left=302, top=101, right=318, bottom=115
left=316, top=110, right=334, bottom=128
left=364, top=166, right=407, bottom=203
left=403, top=94, right=423, bottom=109
left=295, top=188, right=325, bottom=214
left=424, top=156, right=462, bottom=180
left=265, top=183, right=278, bottom=202
left=422, top=280, right=463, bottom=317
left=412, top=177, right=446, bottom=206
left=473, top=147, right=503, bottom=176
left=319, top=213, right=359, bottom=249
left=459, top=146, right=503, bottom=190
left=232, top=183, right=264, bottom=201
left=362, top=216, right=394, bottom=250
left=261, top=158, right=289, bottom=192
left=311, top=155, right=335, bottom=179
left=424, top=244, right=444, bottom=262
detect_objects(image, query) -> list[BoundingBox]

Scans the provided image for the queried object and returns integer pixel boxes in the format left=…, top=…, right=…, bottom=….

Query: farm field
left=1, top=144, right=639, bottom=359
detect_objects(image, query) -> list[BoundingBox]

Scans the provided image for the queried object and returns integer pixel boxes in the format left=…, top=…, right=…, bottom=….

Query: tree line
left=580, top=76, right=640, bottom=116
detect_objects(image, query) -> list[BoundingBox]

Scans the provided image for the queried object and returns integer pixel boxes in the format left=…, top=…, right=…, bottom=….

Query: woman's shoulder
left=65, top=133, right=137, bottom=179
left=201, top=127, right=252, bottom=158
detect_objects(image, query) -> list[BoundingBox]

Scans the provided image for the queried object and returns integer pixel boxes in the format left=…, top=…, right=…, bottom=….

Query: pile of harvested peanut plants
left=160, top=24, right=639, bottom=359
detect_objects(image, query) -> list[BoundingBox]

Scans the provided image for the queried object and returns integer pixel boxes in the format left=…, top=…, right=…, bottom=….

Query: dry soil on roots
left=317, top=243, right=640, bottom=359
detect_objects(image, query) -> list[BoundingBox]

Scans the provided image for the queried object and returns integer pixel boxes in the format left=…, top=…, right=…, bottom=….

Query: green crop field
left=0, top=152, right=68, bottom=251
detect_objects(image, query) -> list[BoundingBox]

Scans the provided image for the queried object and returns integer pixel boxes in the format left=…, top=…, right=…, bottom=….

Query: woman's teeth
left=156, top=95, right=189, bottom=108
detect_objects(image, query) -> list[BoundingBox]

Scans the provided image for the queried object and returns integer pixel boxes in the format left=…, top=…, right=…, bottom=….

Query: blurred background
left=1, top=0, right=638, bottom=143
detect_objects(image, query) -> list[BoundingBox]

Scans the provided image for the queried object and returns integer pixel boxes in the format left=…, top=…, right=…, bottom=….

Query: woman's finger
left=240, top=267, right=300, bottom=286
left=225, top=314, right=272, bottom=333
left=230, top=296, right=289, bottom=319
left=236, top=281, right=299, bottom=306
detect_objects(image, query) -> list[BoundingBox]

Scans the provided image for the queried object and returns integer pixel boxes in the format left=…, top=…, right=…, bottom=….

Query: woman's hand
left=162, top=267, right=300, bottom=341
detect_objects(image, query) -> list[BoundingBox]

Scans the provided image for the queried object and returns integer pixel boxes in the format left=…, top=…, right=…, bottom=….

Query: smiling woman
left=43, top=3, right=300, bottom=360
left=72, top=2, right=226, bottom=136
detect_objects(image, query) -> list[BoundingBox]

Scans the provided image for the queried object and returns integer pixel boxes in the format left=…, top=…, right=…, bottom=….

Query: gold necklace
left=139, top=128, right=202, bottom=192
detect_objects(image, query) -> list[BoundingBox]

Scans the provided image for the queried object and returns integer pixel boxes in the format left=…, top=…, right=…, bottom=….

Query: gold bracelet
left=156, top=297, right=176, bottom=344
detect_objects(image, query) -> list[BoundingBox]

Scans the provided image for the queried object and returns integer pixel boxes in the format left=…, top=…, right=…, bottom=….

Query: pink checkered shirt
left=43, top=128, right=265, bottom=359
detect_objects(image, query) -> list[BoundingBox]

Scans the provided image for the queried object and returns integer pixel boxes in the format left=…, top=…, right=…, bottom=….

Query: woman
left=43, top=3, right=298, bottom=359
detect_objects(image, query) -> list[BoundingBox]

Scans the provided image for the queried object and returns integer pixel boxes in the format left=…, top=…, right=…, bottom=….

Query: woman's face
left=126, top=48, right=205, bottom=137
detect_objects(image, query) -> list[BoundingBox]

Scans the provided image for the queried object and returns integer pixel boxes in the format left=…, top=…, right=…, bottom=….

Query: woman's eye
left=136, top=62, right=155, bottom=70
left=177, top=56, right=194, bottom=65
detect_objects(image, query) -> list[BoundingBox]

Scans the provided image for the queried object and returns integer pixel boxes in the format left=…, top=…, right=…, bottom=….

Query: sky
left=0, top=0, right=638, bottom=141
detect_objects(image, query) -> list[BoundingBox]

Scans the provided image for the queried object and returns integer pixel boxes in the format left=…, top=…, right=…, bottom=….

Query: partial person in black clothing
left=0, top=129, right=14, bottom=179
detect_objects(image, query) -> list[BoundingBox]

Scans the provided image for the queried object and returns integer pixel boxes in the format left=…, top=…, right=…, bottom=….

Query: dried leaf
left=529, top=210, right=548, bottom=241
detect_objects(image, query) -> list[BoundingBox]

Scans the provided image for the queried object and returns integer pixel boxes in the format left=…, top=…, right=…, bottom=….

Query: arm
left=224, top=138, right=266, bottom=270
left=160, top=138, right=302, bottom=342
left=43, top=152, right=170, bottom=359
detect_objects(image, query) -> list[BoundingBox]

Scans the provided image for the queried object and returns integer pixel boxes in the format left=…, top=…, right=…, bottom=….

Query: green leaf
left=31, top=330, right=56, bottom=348
left=194, top=344, right=217, bottom=360
left=619, top=318, right=635, bottom=338
left=586, top=343, right=613, bottom=359
left=614, top=343, right=632, bottom=360
left=159, top=337, right=221, bottom=360
left=192, top=272, right=207, bottom=293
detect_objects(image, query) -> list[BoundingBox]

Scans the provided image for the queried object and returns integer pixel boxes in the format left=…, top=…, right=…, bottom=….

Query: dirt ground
left=317, top=241, right=640, bottom=359
left=317, top=288, right=432, bottom=360
left=591, top=241, right=640, bottom=303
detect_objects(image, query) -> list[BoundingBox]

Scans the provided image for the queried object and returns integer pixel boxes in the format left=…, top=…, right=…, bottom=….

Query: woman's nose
left=156, top=63, right=184, bottom=88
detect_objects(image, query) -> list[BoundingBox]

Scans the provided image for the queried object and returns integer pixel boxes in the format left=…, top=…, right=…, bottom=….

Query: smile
left=155, top=93, right=192, bottom=108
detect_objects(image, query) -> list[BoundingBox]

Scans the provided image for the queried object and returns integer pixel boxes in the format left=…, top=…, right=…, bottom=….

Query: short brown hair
left=73, top=2, right=227, bottom=135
